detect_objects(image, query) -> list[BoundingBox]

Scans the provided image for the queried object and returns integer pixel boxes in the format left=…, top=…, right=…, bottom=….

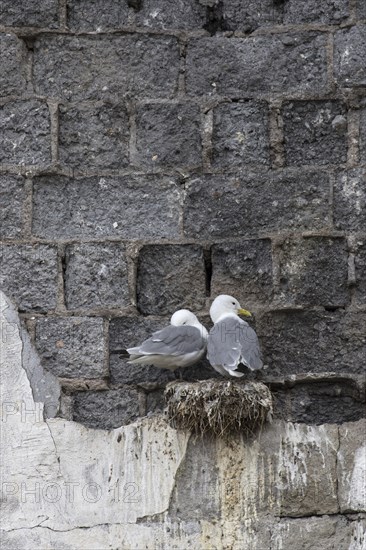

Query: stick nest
left=164, top=379, right=273, bottom=437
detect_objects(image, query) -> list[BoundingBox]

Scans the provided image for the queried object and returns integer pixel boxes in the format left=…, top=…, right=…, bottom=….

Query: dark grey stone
left=0, top=33, right=27, bottom=96
left=65, top=243, right=130, bottom=311
left=283, top=101, right=347, bottom=166
left=288, top=382, right=366, bottom=425
left=278, top=237, right=350, bottom=308
left=0, top=0, right=59, bottom=27
left=183, top=171, right=331, bottom=239
left=334, top=26, right=366, bottom=87
left=32, top=175, right=181, bottom=240
left=221, top=0, right=283, bottom=32
left=175, top=357, right=220, bottom=382
left=360, top=108, right=366, bottom=163
left=136, top=0, right=206, bottom=30
left=110, top=354, right=175, bottom=387
left=135, top=103, right=202, bottom=169
left=0, top=244, right=57, bottom=312
left=186, top=34, right=327, bottom=97
left=334, top=169, right=366, bottom=232
left=67, top=0, right=130, bottom=31
left=137, top=245, right=206, bottom=315
left=211, top=240, right=273, bottom=308
left=35, top=317, right=106, bottom=378
left=0, top=175, right=25, bottom=239
left=355, top=241, right=366, bottom=305
left=146, top=389, right=165, bottom=414
left=72, top=388, right=141, bottom=429
left=284, top=0, right=349, bottom=24
left=0, top=100, right=51, bottom=166
left=169, top=436, right=220, bottom=521
left=33, top=35, right=180, bottom=101
left=357, top=0, right=366, bottom=18
left=257, top=310, right=366, bottom=376
left=212, top=101, right=270, bottom=169
left=59, top=102, right=129, bottom=170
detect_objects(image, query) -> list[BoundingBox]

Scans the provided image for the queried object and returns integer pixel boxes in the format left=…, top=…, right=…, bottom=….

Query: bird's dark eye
left=232, top=302, right=235, bottom=305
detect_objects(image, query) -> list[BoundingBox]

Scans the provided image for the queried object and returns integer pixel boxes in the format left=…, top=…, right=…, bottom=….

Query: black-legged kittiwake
left=207, top=294, right=263, bottom=377
left=127, top=309, right=208, bottom=371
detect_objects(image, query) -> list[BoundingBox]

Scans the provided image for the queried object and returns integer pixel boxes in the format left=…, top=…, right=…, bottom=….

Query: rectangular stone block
left=355, top=241, right=366, bottom=305
left=0, top=244, right=57, bottom=311
left=283, top=0, right=349, bottom=24
left=0, top=100, right=51, bottom=166
left=334, top=169, right=366, bottom=232
left=0, top=174, right=25, bottom=239
left=283, top=101, right=347, bottom=166
left=35, top=317, right=106, bottom=378
left=32, top=175, right=181, bottom=240
left=183, top=171, right=330, bottom=239
left=0, top=0, right=59, bottom=27
left=65, top=243, right=130, bottom=311
left=257, top=310, right=366, bottom=376
left=186, top=34, right=327, bottom=97
left=136, top=0, right=206, bottom=30
left=59, top=102, right=129, bottom=170
left=334, top=26, right=366, bottom=87
left=221, top=0, right=283, bottom=32
left=109, top=316, right=175, bottom=386
left=338, top=419, right=366, bottom=513
left=33, top=35, right=180, bottom=101
left=137, top=244, right=206, bottom=315
left=72, top=388, right=142, bottom=429
left=67, top=0, right=130, bottom=31
left=135, top=103, right=202, bottom=169
left=211, top=240, right=273, bottom=308
left=0, top=33, right=27, bottom=96
left=212, top=101, right=270, bottom=169
left=278, top=237, right=350, bottom=307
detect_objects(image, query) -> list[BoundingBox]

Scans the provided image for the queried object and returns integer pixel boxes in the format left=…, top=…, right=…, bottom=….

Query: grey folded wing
left=128, top=325, right=205, bottom=357
left=207, top=317, right=263, bottom=371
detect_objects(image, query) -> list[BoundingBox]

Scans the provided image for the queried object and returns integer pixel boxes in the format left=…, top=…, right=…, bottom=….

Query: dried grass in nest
left=164, top=379, right=273, bottom=437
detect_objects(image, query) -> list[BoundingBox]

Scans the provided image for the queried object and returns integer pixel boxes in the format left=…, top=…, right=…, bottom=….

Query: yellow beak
left=237, top=308, right=252, bottom=317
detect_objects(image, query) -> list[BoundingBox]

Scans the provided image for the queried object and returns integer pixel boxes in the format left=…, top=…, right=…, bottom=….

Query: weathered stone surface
left=278, top=237, right=349, bottom=307
left=65, top=243, right=130, bottom=310
left=334, top=26, right=366, bottom=87
left=338, top=419, right=366, bottom=513
left=212, top=101, right=270, bottom=169
left=72, top=388, right=142, bottom=429
left=360, top=108, right=366, bottom=163
left=211, top=239, right=273, bottom=308
left=0, top=244, right=57, bottom=311
left=283, top=101, right=347, bottom=165
left=183, top=171, right=330, bottom=239
left=33, top=35, right=180, bottom=101
left=135, top=103, right=202, bottom=169
left=0, top=33, right=27, bottom=96
left=109, top=316, right=175, bottom=386
left=0, top=291, right=60, bottom=418
left=334, top=169, right=366, bottom=232
left=284, top=0, right=349, bottom=23
left=136, top=0, right=207, bottom=30
left=287, top=382, right=366, bottom=425
left=59, top=102, right=130, bottom=170
left=355, top=240, right=366, bottom=305
left=0, top=0, right=58, bottom=27
left=35, top=317, right=105, bottom=378
left=0, top=100, right=51, bottom=166
left=257, top=310, right=366, bottom=376
left=169, top=437, right=220, bottom=521
left=137, top=245, right=206, bottom=315
left=0, top=175, right=25, bottom=239
left=186, top=34, right=327, bottom=97
left=146, top=389, right=165, bottom=414
left=67, top=0, right=130, bottom=31
left=358, top=0, right=366, bottom=19
left=221, top=0, right=283, bottom=32
left=32, top=175, right=182, bottom=240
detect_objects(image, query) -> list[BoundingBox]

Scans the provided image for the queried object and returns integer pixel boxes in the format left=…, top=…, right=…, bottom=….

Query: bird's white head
left=170, top=309, right=208, bottom=338
left=209, top=294, right=252, bottom=323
